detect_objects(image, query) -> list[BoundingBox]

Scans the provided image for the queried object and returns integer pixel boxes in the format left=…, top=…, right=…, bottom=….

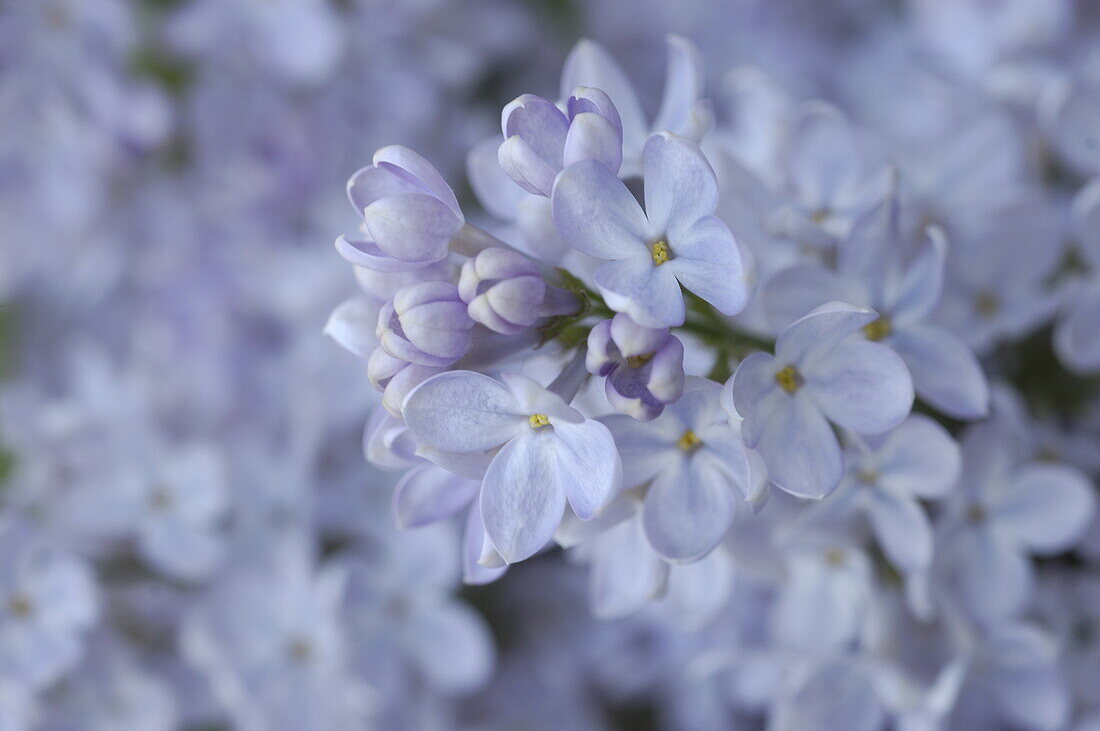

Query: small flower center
left=650, top=239, right=671, bottom=266
left=528, top=413, right=550, bottom=429
left=677, top=429, right=703, bottom=452
left=966, top=503, right=987, bottom=524
left=625, top=352, right=653, bottom=369
left=811, top=208, right=830, bottom=224
left=149, top=486, right=174, bottom=512
left=775, top=365, right=803, bottom=394
left=856, top=469, right=879, bottom=485
left=7, top=594, right=33, bottom=618
left=861, top=315, right=892, bottom=341
left=288, top=636, right=313, bottom=663
left=824, top=547, right=846, bottom=566
left=974, top=290, right=999, bottom=318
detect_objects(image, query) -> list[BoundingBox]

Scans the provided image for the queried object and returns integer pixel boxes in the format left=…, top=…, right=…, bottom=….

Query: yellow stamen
left=967, top=504, right=987, bottom=524
left=857, top=469, right=879, bottom=485
left=862, top=315, right=892, bottom=341
left=677, top=429, right=702, bottom=452
left=974, top=290, right=999, bottom=318
left=775, top=365, right=802, bottom=394
left=650, top=239, right=671, bottom=265
left=528, top=413, right=550, bottom=429
left=7, top=594, right=32, bottom=618
left=626, top=352, right=653, bottom=368
left=824, top=547, right=846, bottom=566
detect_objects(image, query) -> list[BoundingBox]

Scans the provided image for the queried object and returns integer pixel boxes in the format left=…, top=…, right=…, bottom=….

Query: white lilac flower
left=936, top=422, right=1096, bottom=623
left=552, top=131, right=746, bottom=327
left=498, top=87, right=623, bottom=197
left=764, top=193, right=990, bottom=419
left=797, top=415, right=961, bottom=575
left=602, top=378, right=751, bottom=561
left=730, top=302, right=914, bottom=499
left=0, top=525, right=98, bottom=689
left=586, top=313, right=685, bottom=420
left=402, top=371, right=622, bottom=563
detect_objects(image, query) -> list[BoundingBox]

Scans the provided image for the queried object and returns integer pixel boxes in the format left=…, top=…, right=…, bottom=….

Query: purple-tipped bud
left=586, top=313, right=685, bottom=420
left=498, top=88, right=623, bottom=197
left=339, top=146, right=464, bottom=270
left=377, top=281, right=473, bottom=367
left=459, top=248, right=545, bottom=334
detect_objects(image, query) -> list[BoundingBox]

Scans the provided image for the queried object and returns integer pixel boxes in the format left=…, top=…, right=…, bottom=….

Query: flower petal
left=775, top=301, right=876, bottom=366
left=889, top=324, right=989, bottom=419
left=402, top=371, right=524, bottom=453
left=866, top=489, right=933, bottom=573
left=667, top=215, right=747, bottom=316
left=643, top=456, right=737, bottom=561
left=392, top=464, right=479, bottom=529
left=996, top=463, right=1096, bottom=554
left=594, top=256, right=685, bottom=328
left=551, top=158, right=650, bottom=259
left=752, top=395, right=843, bottom=499
left=364, top=193, right=462, bottom=263
left=547, top=419, right=623, bottom=520
left=643, top=132, right=718, bottom=239
left=876, top=415, right=961, bottom=499
left=560, top=39, right=647, bottom=155
left=805, top=340, right=913, bottom=435
left=479, top=431, right=567, bottom=563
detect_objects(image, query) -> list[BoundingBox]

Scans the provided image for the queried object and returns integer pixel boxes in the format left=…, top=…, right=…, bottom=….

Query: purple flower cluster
left=3, top=0, right=1100, bottom=730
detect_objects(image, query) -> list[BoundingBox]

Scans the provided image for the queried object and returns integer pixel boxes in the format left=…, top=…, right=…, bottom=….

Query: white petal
left=876, top=415, right=961, bottom=499
left=402, top=371, right=524, bottom=453
left=775, top=301, right=876, bottom=366
left=643, top=132, right=718, bottom=239
left=590, top=516, right=668, bottom=619
left=805, top=340, right=913, bottom=435
left=889, top=325, right=989, bottom=420
left=996, top=463, right=1096, bottom=554
left=753, top=395, right=843, bottom=499
left=866, top=490, right=933, bottom=573
left=560, top=39, right=648, bottom=155
left=551, top=159, right=650, bottom=259
left=408, top=601, right=495, bottom=695
left=643, top=457, right=737, bottom=561
left=479, top=431, right=567, bottom=563
left=548, top=419, right=623, bottom=520
left=392, top=464, right=479, bottom=529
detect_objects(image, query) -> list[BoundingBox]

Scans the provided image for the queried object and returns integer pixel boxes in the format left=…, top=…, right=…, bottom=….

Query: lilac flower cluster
left=2, top=0, right=1100, bottom=729
left=330, top=7, right=1100, bottom=729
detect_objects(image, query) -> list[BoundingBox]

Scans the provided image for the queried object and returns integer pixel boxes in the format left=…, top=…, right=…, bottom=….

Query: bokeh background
left=2, top=0, right=1100, bottom=729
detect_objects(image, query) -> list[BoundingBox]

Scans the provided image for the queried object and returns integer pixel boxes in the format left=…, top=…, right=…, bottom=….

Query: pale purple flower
left=602, top=378, right=750, bottom=561
left=457, top=247, right=576, bottom=334
left=764, top=193, right=990, bottom=419
left=337, top=146, right=465, bottom=272
left=498, top=87, right=623, bottom=196
left=586, top=313, right=685, bottom=420
left=552, top=131, right=746, bottom=327
left=772, top=535, right=873, bottom=652
left=936, top=422, right=1096, bottom=623
left=798, top=416, right=961, bottom=574
left=730, top=302, right=914, bottom=498
left=338, top=524, right=495, bottom=697
left=375, top=281, right=473, bottom=367
left=402, top=371, right=622, bottom=563
left=0, top=526, right=98, bottom=689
